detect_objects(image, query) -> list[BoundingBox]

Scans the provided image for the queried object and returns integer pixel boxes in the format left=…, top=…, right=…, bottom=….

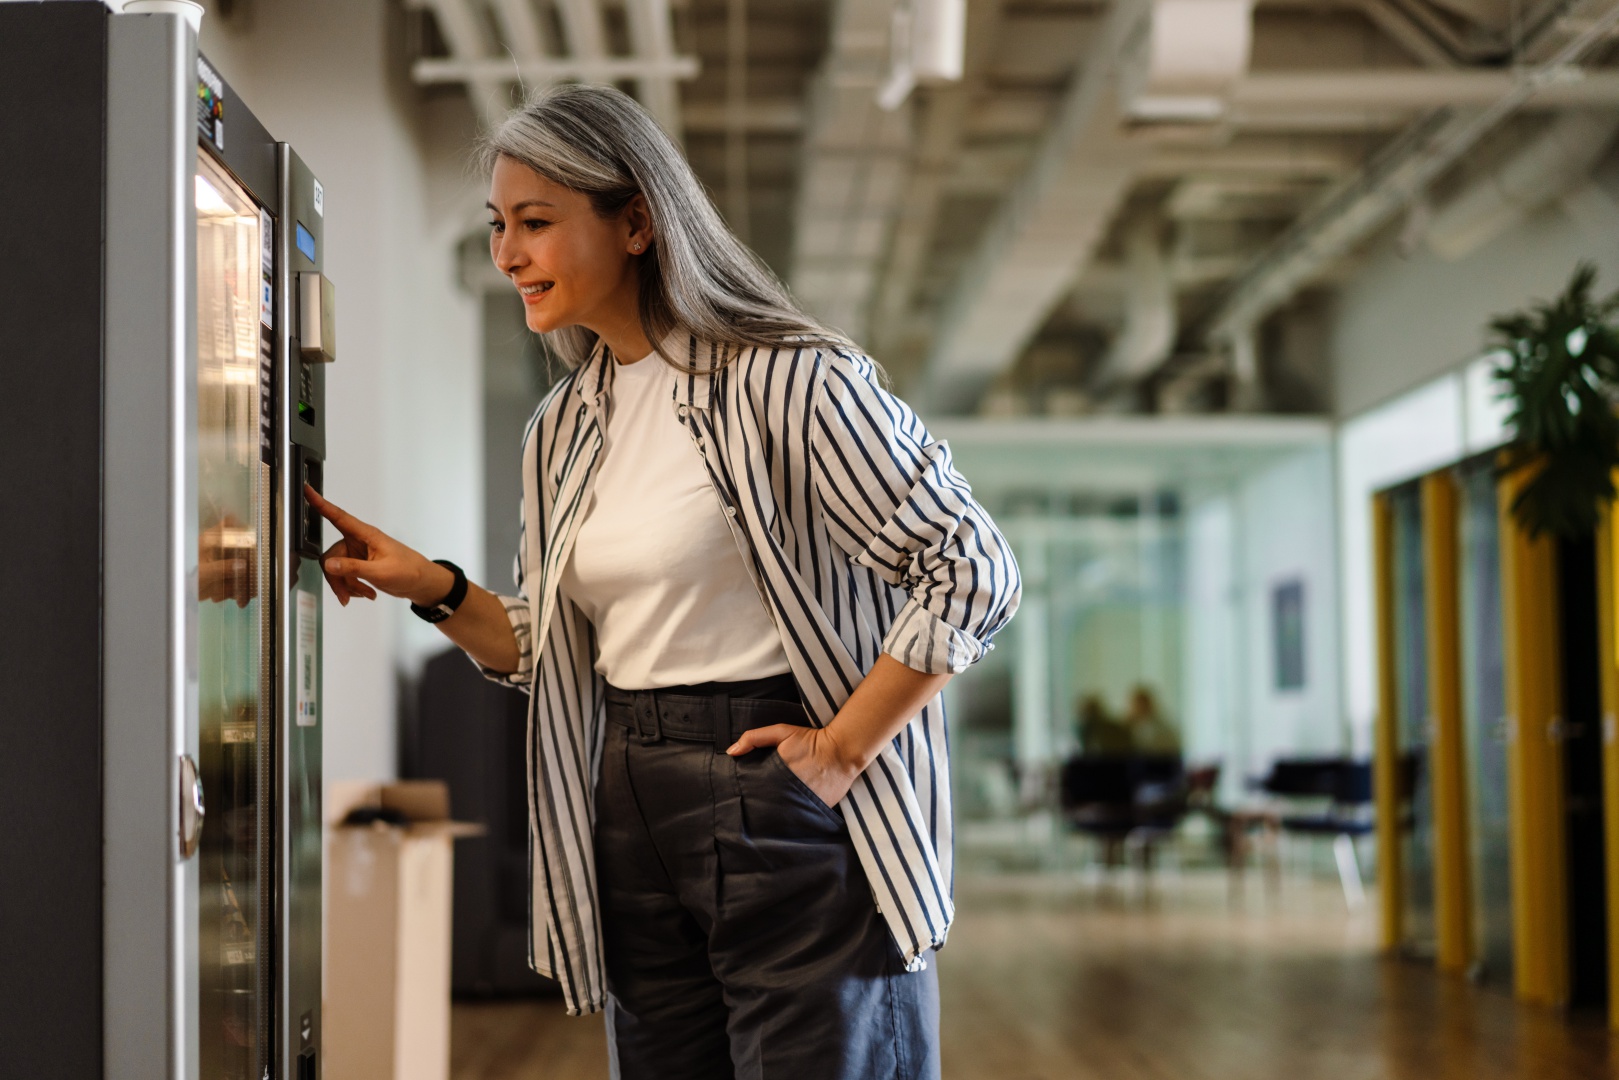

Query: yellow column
left=1422, top=472, right=1472, bottom=974
left=1596, top=489, right=1619, bottom=1030
left=1498, top=465, right=1569, bottom=1007
left=1372, top=493, right=1402, bottom=953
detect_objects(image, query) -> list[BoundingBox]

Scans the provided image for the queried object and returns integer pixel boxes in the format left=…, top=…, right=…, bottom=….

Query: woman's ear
left=625, top=193, right=654, bottom=252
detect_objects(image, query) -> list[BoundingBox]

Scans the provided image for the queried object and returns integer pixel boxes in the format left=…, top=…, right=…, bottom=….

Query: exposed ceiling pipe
left=921, top=0, right=1154, bottom=413
left=1227, top=69, right=1619, bottom=111
left=1351, top=0, right=1458, bottom=67
left=1359, top=0, right=1509, bottom=63
left=869, top=0, right=1004, bottom=368
left=788, top=0, right=913, bottom=340
left=1256, top=0, right=1511, bottom=63
left=1200, top=0, right=1619, bottom=355
left=1426, top=109, right=1619, bottom=259
left=411, top=56, right=700, bottom=84
left=1227, top=325, right=1262, bottom=411
left=1092, top=220, right=1178, bottom=391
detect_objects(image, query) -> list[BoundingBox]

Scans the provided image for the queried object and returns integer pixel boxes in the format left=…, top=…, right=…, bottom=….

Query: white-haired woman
left=308, top=83, right=1020, bottom=1080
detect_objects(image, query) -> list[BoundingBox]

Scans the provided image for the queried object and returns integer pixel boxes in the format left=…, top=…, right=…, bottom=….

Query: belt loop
left=712, top=693, right=732, bottom=755
left=635, top=691, right=663, bottom=745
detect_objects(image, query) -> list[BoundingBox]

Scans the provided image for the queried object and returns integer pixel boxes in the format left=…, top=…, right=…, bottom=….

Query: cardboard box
left=325, top=780, right=485, bottom=1080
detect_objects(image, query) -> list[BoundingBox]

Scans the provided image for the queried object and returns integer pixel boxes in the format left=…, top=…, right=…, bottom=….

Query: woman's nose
left=492, top=231, right=524, bottom=274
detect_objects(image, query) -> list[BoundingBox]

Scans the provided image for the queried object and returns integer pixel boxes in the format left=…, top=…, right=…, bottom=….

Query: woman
left=307, top=84, right=1019, bottom=1080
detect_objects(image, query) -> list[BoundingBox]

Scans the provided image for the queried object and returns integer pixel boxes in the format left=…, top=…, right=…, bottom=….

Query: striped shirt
left=477, top=334, right=1021, bottom=1015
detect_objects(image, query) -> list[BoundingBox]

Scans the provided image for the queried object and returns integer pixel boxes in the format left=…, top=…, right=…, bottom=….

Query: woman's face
left=486, top=156, right=652, bottom=337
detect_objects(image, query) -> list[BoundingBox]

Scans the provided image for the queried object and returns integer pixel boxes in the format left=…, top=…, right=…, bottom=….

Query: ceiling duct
left=1426, top=110, right=1619, bottom=260
left=878, top=0, right=968, bottom=109
left=922, top=0, right=1153, bottom=413
left=1093, top=219, right=1178, bottom=391
left=1120, top=0, right=1254, bottom=123
left=1201, top=0, right=1619, bottom=355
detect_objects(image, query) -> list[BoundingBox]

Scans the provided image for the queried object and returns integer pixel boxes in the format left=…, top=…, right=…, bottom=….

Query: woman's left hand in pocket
left=726, top=724, right=862, bottom=809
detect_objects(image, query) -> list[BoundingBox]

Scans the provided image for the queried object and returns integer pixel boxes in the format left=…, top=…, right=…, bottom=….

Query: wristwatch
left=410, top=559, right=468, bottom=624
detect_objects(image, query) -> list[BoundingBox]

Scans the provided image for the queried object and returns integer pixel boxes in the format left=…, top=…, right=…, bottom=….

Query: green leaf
left=1491, top=262, right=1619, bottom=539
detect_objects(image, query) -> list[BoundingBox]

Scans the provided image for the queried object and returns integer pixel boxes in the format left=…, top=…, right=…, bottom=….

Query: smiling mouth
left=518, top=282, right=554, bottom=297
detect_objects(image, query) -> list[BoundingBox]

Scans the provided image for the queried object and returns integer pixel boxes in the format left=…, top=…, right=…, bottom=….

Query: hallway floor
left=450, top=867, right=1616, bottom=1079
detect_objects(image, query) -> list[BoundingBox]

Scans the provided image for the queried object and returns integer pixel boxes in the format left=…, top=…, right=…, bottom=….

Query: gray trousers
left=596, top=679, right=941, bottom=1080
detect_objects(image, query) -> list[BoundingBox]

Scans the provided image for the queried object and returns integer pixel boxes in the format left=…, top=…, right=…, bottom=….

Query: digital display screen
left=295, top=222, right=316, bottom=263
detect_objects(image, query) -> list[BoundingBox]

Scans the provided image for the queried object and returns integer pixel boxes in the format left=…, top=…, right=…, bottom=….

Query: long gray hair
left=479, top=84, right=850, bottom=371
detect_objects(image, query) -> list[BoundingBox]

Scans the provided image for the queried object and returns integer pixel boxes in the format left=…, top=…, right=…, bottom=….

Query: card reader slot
left=296, top=450, right=324, bottom=559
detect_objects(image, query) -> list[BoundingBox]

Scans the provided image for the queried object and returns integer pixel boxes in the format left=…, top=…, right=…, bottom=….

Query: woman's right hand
left=305, top=484, right=453, bottom=608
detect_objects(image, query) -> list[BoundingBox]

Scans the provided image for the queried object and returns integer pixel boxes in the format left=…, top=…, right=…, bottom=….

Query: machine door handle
left=178, top=753, right=205, bottom=860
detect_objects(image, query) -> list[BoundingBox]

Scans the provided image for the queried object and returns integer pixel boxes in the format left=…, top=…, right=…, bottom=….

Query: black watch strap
left=411, top=560, right=468, bottom=624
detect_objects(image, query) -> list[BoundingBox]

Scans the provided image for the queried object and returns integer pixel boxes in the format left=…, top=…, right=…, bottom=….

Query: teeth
left=519, top=282, right=553, bottom=295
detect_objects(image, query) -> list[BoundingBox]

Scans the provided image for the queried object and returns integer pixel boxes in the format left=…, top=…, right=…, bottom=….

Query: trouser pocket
left=764, top=746, right=845, bottom=824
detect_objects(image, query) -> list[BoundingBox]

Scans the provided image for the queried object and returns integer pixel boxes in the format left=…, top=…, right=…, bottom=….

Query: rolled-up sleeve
left=809, top=351, right=1021, bottom=674
left=477, top=509, right=535, bottom=690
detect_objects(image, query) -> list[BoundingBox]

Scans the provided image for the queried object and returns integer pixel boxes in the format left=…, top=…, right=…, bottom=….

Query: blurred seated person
left=1078, top=693, right=1132, bottom=755
left=1125, top=684, right=1180, bottom=754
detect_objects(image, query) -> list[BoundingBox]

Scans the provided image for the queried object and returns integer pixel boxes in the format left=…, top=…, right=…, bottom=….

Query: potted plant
left=1492, top=263, right=1619, bottom=538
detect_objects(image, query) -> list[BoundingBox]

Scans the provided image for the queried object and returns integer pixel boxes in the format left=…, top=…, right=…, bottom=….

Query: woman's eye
left=487, top=220, right=504, bottom=234
left=523, top=218, right=549, bottom=232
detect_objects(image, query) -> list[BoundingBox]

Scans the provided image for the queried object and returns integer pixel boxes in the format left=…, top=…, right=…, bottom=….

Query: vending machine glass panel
left=195, top=149, right=275, bottom=1080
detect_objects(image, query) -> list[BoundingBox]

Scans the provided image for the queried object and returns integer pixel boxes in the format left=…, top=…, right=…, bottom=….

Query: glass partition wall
left=1389, top=482, right=1437, bottom=957
left=949, top=499, right=1186, bottom=855
left=1457, top=459, right=1513, bottom=985
left=194, top=150, right=274, bottom=1080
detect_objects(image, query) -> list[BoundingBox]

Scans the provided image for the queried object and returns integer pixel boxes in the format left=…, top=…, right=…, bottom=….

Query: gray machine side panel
left=105, top=13, right=198, bottom=1080
left=0, top=3, right=108, bottom=1073
left=280, top=145, right=326, bottom=1075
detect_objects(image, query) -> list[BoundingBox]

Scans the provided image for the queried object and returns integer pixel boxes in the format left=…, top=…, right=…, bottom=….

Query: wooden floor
left=451, top=868, right=1616, bottom=1079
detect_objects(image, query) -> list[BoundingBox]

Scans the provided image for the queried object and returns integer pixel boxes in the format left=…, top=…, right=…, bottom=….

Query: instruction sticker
left=197, top=56, right=224, bottom=152
left=296, top=590, right=318, bottom=726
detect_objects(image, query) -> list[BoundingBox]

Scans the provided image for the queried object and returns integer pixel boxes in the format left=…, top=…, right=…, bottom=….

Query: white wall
left=1183, top=444, right=1341, bottom=792
left=1237, top=445, right=1341, bottom=770
left=1331, top=186, right=1619, bottom=418
left=1181, top=494, right=1240, bottom=768
left=1334, top=359, right=1512, bottom=760
left=198, top=0, right=485, bottom=783
left=1324, top=174, right=1603, bottom=763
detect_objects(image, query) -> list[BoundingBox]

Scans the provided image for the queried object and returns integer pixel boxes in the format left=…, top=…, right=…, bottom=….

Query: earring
left=632, top=242, right=644, bottom=252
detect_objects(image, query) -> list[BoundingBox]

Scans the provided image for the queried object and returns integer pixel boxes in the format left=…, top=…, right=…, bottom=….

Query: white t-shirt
left=559, top=352, right=791, bottom=689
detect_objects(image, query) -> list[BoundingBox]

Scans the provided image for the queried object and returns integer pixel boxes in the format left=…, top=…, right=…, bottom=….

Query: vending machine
left=0, top=3, right=332, bottom=1077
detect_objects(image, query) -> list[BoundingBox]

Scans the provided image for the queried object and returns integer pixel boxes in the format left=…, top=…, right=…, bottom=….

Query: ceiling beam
left=1229, top=68, right=1619, bottom=111
left=417, top=0, right=510, bottom=128
left=412, top=56, right=702, bottom=83
left=920, top=0, right=1153, bottom=413
left=625, top=0, right=686, bottom=139
left=491, top=0, right=550, bottom=62
left=555, top=0, right=610, bottom=63
left=682, top=100, right=805, bottom=134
